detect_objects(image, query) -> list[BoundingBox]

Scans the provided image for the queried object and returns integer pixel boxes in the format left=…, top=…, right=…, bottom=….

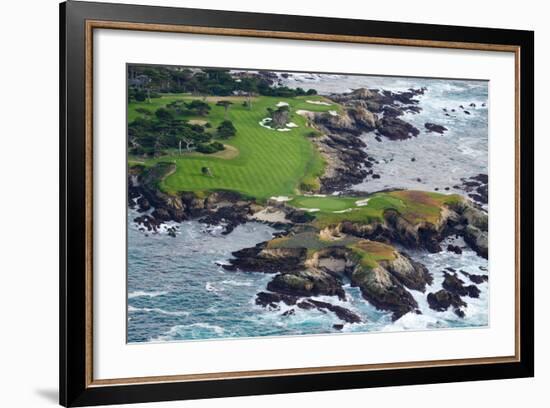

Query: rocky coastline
left=128, top=85, right=489, bottom=327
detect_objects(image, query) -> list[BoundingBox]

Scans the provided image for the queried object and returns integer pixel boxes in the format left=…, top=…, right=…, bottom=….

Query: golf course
left=129, top=94, right=340, bottom=199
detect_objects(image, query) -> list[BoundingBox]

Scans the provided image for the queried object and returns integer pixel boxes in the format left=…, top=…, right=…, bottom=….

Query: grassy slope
left=289, top=191, right=463, bottom=227
left=128, top=94, right=337, bottom=199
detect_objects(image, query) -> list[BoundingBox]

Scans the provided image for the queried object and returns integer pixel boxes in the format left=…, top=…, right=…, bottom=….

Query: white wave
left=221, top=279, right=253, bottom=287
left=384, top=312, right=444, bottom=331
left=205, top=282, right=223, bottom=292
left=151, top=323, right=225, bottom=341
left=128, top=305, right=189, bottom=317
left=128, top=290, right=168, bottom=299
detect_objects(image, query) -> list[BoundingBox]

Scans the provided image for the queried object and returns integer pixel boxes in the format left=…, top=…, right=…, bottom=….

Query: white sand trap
left=286, top=122, right=298, bottom=128
left=355, top=198, right=370, bottom=207
left=333, top=208, right=353, bottom=214
left=271, top=196, right=292, bottom=202
left=307, top=100, right=332, bottom=106
left=259, top=117, right=273, bottom=129
left=299, top=208, right=320, bottom=213
left=296, top=109, right=314, bottom=118
left=331, top=191, right=342, bottom=196
left=276, top=101, right=289, bottom=107
left=250, top=207, right=290, bottom=224
left=277, top=128, right=291, bottom=132
left=328, top=110, right=338, bottom=116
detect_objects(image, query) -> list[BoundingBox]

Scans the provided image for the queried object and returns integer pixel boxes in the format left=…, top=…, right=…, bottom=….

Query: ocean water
left=127, top=213, right=488, bottom=343
left=281, top=73, right=489, bottom=194
left=127, top=73, right=489, bottom=343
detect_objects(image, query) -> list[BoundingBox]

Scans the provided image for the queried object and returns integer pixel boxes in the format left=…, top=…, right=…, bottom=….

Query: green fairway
left=128, top=94, right=338, bottom=199
left=288, top=191, right=463, bottom=227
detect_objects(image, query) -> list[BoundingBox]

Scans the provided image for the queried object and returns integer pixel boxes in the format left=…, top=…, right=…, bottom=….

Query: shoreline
left=128, top=83, right=489, bottom=339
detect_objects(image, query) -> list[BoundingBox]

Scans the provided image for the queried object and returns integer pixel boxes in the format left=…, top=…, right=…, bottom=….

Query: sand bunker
left=355, top=198, right=370, bottom=207
left=307, top=100, right=332, bottom=106
left=270, top=196, right=292, bottom=202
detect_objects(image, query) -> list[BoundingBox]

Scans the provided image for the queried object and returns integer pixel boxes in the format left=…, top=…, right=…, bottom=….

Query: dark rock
left=472, top=173, right=489, bottom=184
left=464, top=110, right=471, bottom=115
left=442, top=272, right=481, bottom=298
left=199, top=205, right=250, bottom=234
left=255, top=291, right=298, bottom=308
left=378, top=116, right=420, bottom=140
left=424, top=123, right=448, bottom=134
left=225, top=244, right=307, bottom=273
left=333, top=324, right=344, bottom=330
left=134, top=214, right=161, bottom=232
left=267, top=269, right=346, bottom=300
left=304, top=299, right=361, bottom=323
left=151, top=208, right=172, bottom=222
left=136, top=196, right=151, bottom=212
left=351, top=266, right=419, bottom=321
left=372, top=174, right=381, bottom=179
left=281, top=309, right=295, bottom=317
left=427, top=289, right=466, bottom=317
left=447, top=244, right=463, bottom=255
left=287, top=209, right=316, bottom=224
left=461, top=271, right=488, bottom=284
left=411, top=157, right=416, bottom=162
left=297, top=300, right=315, bottom=310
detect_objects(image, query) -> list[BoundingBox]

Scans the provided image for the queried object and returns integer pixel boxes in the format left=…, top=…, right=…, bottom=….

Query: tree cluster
left=128, top=104, right=235, bottom=156
left=127, top=65, right=317, bottom=101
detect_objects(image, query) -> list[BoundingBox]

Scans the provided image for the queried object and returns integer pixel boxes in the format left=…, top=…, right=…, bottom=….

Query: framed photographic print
left=59, top=0, right=534, bottom=406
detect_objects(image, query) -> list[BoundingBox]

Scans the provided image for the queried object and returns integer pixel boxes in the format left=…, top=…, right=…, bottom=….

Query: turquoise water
left=127, top=73, right=489, bottom=343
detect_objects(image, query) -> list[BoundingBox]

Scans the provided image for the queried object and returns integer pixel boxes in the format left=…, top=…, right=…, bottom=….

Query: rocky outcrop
left=130, top=164, right=258, bottom=234
left=271, top=107, right=290, bottom=128
left=254, top=292, right=361, bottom=324
left=424, top=123, right=448, bottom=134
left=267, top=268, right=346, bottom=300
left=323, top=87, right=424, bottom=141
left=312, top=130, right=369, bottom=193
left=377, top=116, right=420, bottom=140
left=460, top=271, right=488, bottom=284
left=455, top=174, right=488, bottom=206
left=350, top=264, right=419, bottom=320
left=427, top=289, right=466, bottom=317
left=301, top=299, right=361, bottom=323
left=382, top=252, right=433, bottom=292
left=224, top=244, right=307, bottom=273
left=442, top=272, right=480, bottom=298
left=235, top=238, right=431, bottom=321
